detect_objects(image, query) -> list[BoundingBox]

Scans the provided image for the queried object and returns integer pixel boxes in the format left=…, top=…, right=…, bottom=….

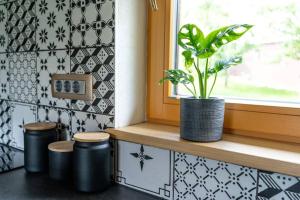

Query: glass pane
left=176, top=0, right=300, bottom=103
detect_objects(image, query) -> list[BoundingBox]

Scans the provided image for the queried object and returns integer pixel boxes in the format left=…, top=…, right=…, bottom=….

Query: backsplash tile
left=8, top=52, right=37, bottom=104
left=0, top=0, right=115, bottom=150
left=37, top=49, right=70, bottom=108
left=36, top=0, right=71, bottom=50
left=70, top=0, right=114, bottom=48
left=0, top=4, right=7, bottom=53
left=70, top=47, right=114, bottom=114
left=11, top=102, right=37, bottom=149
left=37, top=105, right=72, bottom=140
left=116, top=141, right=173, bottom=199
left=0, top=53, right=9, bottom=99
left=257, top=171, right=300, bottom=200
left=71, top=110, right=114, bottom=135
left=7, top=0, right=36, bottom=52
left=173, top=152, right=257, bottom=200
left=0, top=100, right=12, bottom=145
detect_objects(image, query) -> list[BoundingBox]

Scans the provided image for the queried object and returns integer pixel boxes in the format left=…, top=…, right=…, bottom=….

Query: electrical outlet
left=51, top=74, right=93, bottom=101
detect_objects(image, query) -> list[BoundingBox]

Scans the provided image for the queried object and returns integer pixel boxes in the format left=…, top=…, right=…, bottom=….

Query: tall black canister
left=73, top=132, right=111, bottom=192
left=24, top=122, right=58, bottom=173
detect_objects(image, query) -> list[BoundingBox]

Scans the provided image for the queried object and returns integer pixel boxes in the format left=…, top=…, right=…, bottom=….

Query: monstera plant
left=160, top=24, right=253, bottom=142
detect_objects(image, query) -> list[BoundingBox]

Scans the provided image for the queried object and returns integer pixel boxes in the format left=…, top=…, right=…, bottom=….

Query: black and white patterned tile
left=8, top=52, right=37, bottom=104
left=116, top=141, right=173, bottom=199
left=71, top=47, right=114, bottom=114
left=37, top=50, right=70, bottom=108
left=70, top=0, right=114, bottom=48
left=257, top=171, right=300, bottom=200
left=0, top=100, right=12, bottom=145
left=0, top=144, right=16, bottom=171
left=37, top=105, right=72, bottom=140
left=36, top=0, right=70, bottom=50
left=7, top=0, right=36, bottom=53
left=11, top=102, right=37, bottom=149
left=0, top=4, right=7, bottom=53
left=173, top=152, right=257, bottom=200
left=71, top=110, right=114, bottom=136
left=0, top=53, right=9, bottom=100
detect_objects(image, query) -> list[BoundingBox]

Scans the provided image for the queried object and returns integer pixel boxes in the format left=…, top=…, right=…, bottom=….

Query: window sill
left=106, top=123, right=300, bottom=177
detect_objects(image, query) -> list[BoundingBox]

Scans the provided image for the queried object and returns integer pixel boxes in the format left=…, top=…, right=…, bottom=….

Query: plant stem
left=208, top=72, right=218, bottom=97
left=191, top=82, right=197, bottom=98
left=194, top=58, right=204, bottom=98
left=204, top=58, right=209, bottom=98
left=183, top=84, right=196, bottom=97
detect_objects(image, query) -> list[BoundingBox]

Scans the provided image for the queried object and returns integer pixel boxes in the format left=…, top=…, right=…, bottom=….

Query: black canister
left=73, top=132, right=111, bottom=192
left=48, top=141, right=74, bottom=181
left=24, top=122, right=58, bottom=173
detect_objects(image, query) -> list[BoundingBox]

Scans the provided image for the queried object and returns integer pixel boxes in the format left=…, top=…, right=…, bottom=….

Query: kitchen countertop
left=0, top=169, right=162, bottom=200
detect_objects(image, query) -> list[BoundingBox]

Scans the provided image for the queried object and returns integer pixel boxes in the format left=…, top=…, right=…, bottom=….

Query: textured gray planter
left=180, top=97, right=225, bottom=142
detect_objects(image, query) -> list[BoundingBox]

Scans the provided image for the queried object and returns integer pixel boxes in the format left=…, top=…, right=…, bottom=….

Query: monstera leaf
left=207, top=56, right=242, bottom=76
left=159, top=69, right=194, bottom=86
left=182, top=50, right=194, bottom=68
left=178, top=24, right=253, bottom=59
left=199, top=24, right=253, bottom=58
left=178, top=24, right=205, bottom=53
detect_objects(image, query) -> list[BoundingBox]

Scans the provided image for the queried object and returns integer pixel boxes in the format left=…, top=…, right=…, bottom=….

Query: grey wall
left=0, top=0, right=115, bottom=149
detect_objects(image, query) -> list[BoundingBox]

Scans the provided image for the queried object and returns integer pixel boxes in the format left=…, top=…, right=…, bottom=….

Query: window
left=147, top=0, right=300, bottom=143
left=175, top=0, right=300, bottom=103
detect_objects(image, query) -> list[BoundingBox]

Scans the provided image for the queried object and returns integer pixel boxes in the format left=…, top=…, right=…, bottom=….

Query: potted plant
left=160, top=24, right=253, bottom=142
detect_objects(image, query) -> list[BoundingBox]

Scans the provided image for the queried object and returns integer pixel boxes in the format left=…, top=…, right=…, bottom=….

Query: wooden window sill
left=106, top=123, right=300, bottom=177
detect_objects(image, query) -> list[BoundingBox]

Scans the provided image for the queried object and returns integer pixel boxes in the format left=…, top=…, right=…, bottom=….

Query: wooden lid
left=73, top=132, right=110, bottom=143
left=24, top=122, right=57, bottom=131
left=48, top=141, right=74, bottom=152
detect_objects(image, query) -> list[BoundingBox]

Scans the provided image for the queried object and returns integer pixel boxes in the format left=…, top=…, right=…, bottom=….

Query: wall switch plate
left=51, top=74, right=93, bottom=101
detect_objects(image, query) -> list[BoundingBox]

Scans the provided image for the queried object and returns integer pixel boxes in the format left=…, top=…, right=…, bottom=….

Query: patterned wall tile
left=71, top=110, right=114, bottom=135
left=70, top=0, right=114, bottom=48
left=0, top=144, right=16, bottom=171
left=173, top=152, right=257, bottom=200
left=0, top=4, right=7, bottom=53
left=7, top=0, right=36, bottom=52
left=116, top=141, right=172, bottom=199
left=36, top=0, right=70, bottom=50
left=37, top=50, right=70, bottom=108
left=71, top=47, right=114, bottom=114
left=37, top=105, right=72, bottom=140
left=257, top=171, right=300, bottom=200
left=0, top=100, right=12, bottom=145
left=11, top=102, right=37, bottom=149
left=8, top=52, right=37, bottom=104
left=0, top=53, right=9, bottom=100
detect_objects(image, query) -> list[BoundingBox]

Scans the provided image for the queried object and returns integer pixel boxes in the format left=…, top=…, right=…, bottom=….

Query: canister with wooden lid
left=48, top=141, right=74, bottom=181
left=24, top=122, right=58, bottom=173
left=73, top=132, right=111, bottom=192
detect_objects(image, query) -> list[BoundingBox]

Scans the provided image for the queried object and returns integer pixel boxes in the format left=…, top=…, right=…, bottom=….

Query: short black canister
left=48, top=141, right=74, bottom=181
left=24, top=122, right=58, bottom=173
left=73, top=132, right=111, bottom=192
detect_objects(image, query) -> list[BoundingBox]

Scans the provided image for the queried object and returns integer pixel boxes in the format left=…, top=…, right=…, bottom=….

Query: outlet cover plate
left=51, top=74, right=93, bottom=101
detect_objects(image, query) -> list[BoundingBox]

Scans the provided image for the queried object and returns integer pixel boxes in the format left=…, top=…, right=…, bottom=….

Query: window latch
left=149, top=0, right=158, bottom=11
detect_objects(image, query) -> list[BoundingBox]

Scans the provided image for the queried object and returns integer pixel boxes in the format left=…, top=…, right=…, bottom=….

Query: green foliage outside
left=173, top=0, right=300, bottom=102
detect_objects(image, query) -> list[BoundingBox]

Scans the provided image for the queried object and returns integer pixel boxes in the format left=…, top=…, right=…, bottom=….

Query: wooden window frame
left=147, top=0, right=300, bottom=144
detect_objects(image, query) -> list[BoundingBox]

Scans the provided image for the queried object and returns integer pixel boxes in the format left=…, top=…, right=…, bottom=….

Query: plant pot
left=180, top=97, right=225, bottom=142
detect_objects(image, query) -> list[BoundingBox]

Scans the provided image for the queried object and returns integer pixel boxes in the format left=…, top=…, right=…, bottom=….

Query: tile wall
left=115, top=140, right=300, bottom=200
left=0, top=0, right=115, bottom=149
